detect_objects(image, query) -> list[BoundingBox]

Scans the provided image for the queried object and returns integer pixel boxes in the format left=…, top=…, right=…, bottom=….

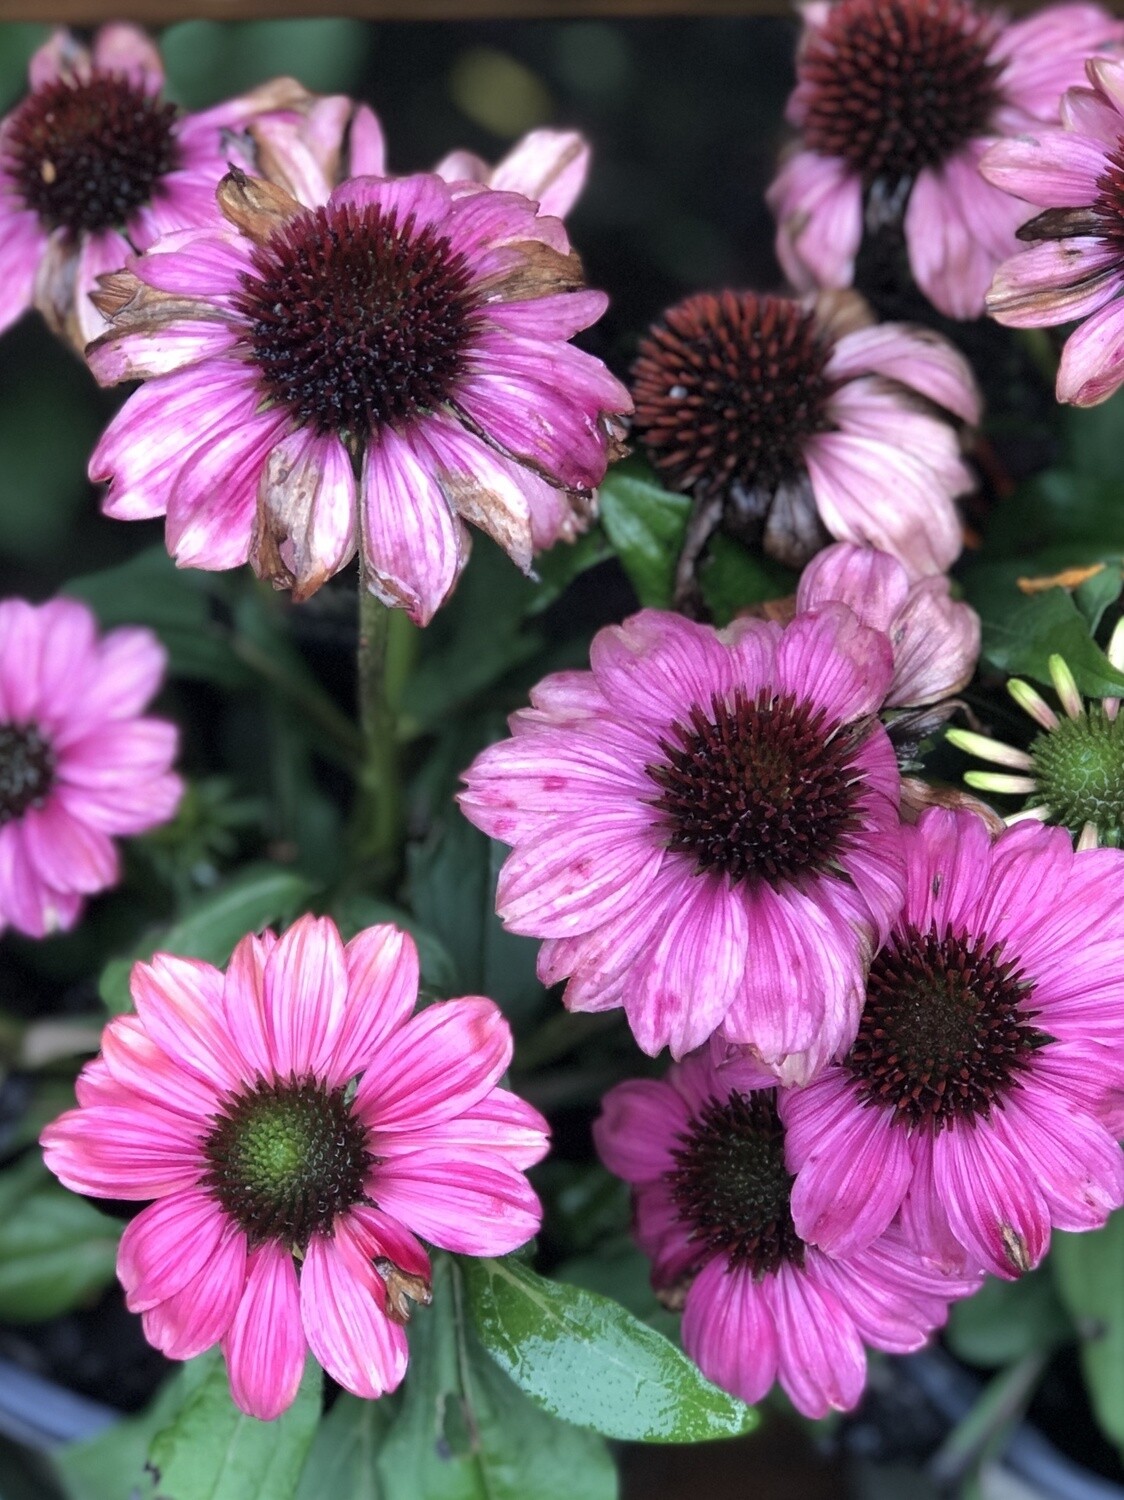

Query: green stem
left=355, top=564, right=403, bottom=873
left=231, top=633, right=363, bottom=772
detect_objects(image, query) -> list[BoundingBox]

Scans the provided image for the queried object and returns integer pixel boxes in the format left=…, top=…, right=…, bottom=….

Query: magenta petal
left=142, top=1223, right=247, bottom=1360
left=355, top=997, right=512, bottom=1132
left=300, top=1226, right=407, bottom=1400
left=372, top=1148, right=542, bottom=1255
left=131, top=954, right=241, bottom=1094
left=593, top=1079, right=691, bottom=1184
left=326, top=925, right=420, bottom=1087
left=166, top=407, right=284, bottom=571
left=349, top=104, right=386, bottom=176
left=990, top=1090, right=1124, bottom=1233
left=0, top=208, right=43, bottom=336
left=682, top=1259, right=780, bottom=1407
left=378, top=1088, right=549, bottom=1172
left=223, top=1244, right=307, bottom=1420
left=100, top=1016, right=219, bottom=1119
left=261, top=914, right=349, bottom=1078
left=763, top=1263, right=867, bottom=1419
left=932, top=1125, right=1051, bottom=1279
left=349, top=1204, right=432, bottom=1284
left=21, top=802, right=117, bottom=894
left=119, top=1189, right=227, bottom=1312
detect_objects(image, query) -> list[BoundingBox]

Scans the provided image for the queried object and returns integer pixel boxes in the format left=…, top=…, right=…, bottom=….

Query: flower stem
left=355, top=564, right=407, bottom=876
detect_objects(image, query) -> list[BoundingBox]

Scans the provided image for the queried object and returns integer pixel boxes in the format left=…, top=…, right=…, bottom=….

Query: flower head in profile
left=0, top=25, right=308, bottom=352
left=769, top=0, right=1124, bottom=319
left=630, top=289, right=979, bottom=578
left=781, top=808, right=1124, bottom=1280
left=41, top=915, right=549, bottom=1419
left=797, top=543, right=981, bottom=706
left=0, top=596, right=180, bottom=938
left=86, top=161, right=630, bottom=620
left=460, top=606, right=906, bottom=1082
left=948, top=624, right=1124, bottom=847
left=594, top=1051, right=979, bottom=1418
left=983, top=57, right=1124, bottom=406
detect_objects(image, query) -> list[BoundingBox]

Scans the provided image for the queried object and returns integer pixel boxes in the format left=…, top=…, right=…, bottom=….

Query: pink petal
left=980, top=131, right=1107, bottom=208
left=986, top=238, right=1124, bottom=329
left=41, top=1102, right=203, bottom=1200
left=380, top=1088, right=549, bottom=1171
left=593, top=1078, right=690, bottom=1184
left=20, top=801, right=118, bottom=894
left=796, top=543, right=909, bottom=634
left=119, top=1189, right=228, bottom=1312
left=348, top=104, right=386, bottom=176
left=1057, top=296, right=1124, bottom=404
left=0, top=208, right=43, bottom=336
left=932, top=1124, right=1051, bottom=1279
left=763, top=1262, right=867, bottom=1418
left=488, top=129, right=590, bottom=217
left=142, top=1223, right=247, bottom=1360
left=349, top=1204, right=432, bottom=1284
left=130, top=953, right=242, bottom=1094
left=166, top=407, right=286, bottom=571
left=261, top=914, right=349, bottom=1078
left=355, top=997, right=512, bottom=1132
left=682, top=1259, right=780, bottom=1406
left=990, top=1089, right=1124, bottom=1232
left=372, top=1148, right=542, bottom=1255
left=258, top=429, right=357, bottom=599
left=766, top=150, right=863, bottom=293
left=825, top=321, right=981, bottom=422
left=223, top=1244, right=307, bottom=1420
left=300, top=1224, right=407, bottom=1399
left=326, top=924, right=420, bottom=1087
left=91, top=23, right=164, bottom=92
left=222, top=931, right=278, bottom=1079
left=100, top=1015, right=220, bottom=1119
left=57, top=717, right=177, bottom=776
left=773, top=604, right=894, bottom=722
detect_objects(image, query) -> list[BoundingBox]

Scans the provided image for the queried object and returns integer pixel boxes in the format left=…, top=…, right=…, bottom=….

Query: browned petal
left=217, top=166, right=303, bottom=244
left=477, top=240, right=585, bottom=303
left=1016, top=206, right=1103, bottom=242
left=234, top=75, right=316, bottom=116
left=437, top=466, right=534, bottom=570
left=89, top=270, right=215, bottom=330
left=811, top=286, right=873, bottom=342
left=1017, top=561, right=1109, bottom=594
left=31, top=234, right=81, bottom=353
left=899, top=775, right=1006, bottom=834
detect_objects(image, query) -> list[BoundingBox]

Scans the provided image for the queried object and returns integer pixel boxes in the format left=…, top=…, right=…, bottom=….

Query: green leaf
left=464, top=1256, right=758, bottom=1442
left=557, top=1237, right=680, bottom=1341
left=294, top=1395, right=395, bottom=1500
left=1052, top=1212, right=1124, bottom=1455
left=527, top=528, right=615, bottom=615
left=961, top=561, right=1124, bottom=697
left=701, top=536, right=795, bottom=625
left=377, top=1257, right=616, bottom=1499
left=946, top=1268, right=1071, bottom=1369
left=99, top=865, right=314, bottom=1014
left=0, top=1157, right=119, bottom=1321
left=65, top=548, right=249, bottom=690
left=597, top=463, right=689, bottom=608
left=983, top=470, right=1124, bottom=560
left=148, top=1352, right=320, bottom=1500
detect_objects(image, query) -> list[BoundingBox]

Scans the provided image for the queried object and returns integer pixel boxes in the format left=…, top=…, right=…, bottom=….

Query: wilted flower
left=769, top=0, right=1124, bottom=319
left=983, top=57, right=1124, bottom=405
left=0, top=25, right=308, bottom=351
left=781, top=808, right=1124, bottom=1279
left=41, top=915, right=549, bottom=1418
left=86, top=166, right=629, bottom=620
left=0, top=597, right=180, bottom=937
left=630, top=288, right=979, bottom=577
left=797, top=543, right=981, bottom=706
left=594, top=1051, right=980, bottom=1417
left=948, top=625, right=1124, bottom=847
left=460, top=606, right=905, bottom=1081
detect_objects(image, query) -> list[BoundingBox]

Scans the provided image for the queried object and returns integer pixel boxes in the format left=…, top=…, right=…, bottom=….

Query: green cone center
left=1030, top=707, right=1124, bottom=840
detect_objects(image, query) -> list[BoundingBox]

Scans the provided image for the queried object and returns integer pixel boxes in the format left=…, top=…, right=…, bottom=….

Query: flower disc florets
left=1029, top=708, right=1124, bottom=837
left=5, top=72, right=178, bottom=234
left=0, top=723, right=55, bottom=825
left=202, top=1076, right=373, bottom=1248
left=846, top=924, right=1044, bottom=1129
left=237, top=200, right=480, bottom=438
left=799, top=0, right=1001, bottom=184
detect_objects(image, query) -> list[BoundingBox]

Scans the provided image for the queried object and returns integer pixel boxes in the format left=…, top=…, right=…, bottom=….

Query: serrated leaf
left=1052, top=1213, right=1124, bottom=1456
left=597, top=464, right=689, bottom=608
left=99, top=865, right=314, bottom=1014
left=147, top=1352, right=320, bottom=1500
left=0, top=1157, right=120, bottom=1321
left=464, top=1256, right=757, bottom=1442
left=377, top=1257, right=615, bottom=1499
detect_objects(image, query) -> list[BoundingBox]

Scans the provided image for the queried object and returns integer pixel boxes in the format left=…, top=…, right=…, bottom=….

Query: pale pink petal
left=979, top=131, right=1108, bottom=207
left=300, top=1224, right=407, bottom=1399
left=91, top=23, right=164, bottom=92
left=682, top=1259, right=780, bottom=1407
left=130, top=954, right=242, bottom=1094
left=360, top=427, right=469, bottom=626
left=767, top=150, right=863, bottom=292
left=986, top=238, right=1124, bottom=329
left=825, top=322, right=981, bottom=424
left=258, top=429, right=357, bottom=599
left=29, top=30, right=90, bottom=89
left=796, top=543, right=909, bottom=634
left=40, top=1102, right=203, bottom=1199
left=223, top=1244, right=307, bottom=1421
left=488, top=129, right=590, bottom=218
left=996, top=6, right=1124, bottom=118
left=1057, top=296, right=1124, bottom=404
left=72, top=229, right=131, bottom=348
left=0, top=209, right=43, bottom=335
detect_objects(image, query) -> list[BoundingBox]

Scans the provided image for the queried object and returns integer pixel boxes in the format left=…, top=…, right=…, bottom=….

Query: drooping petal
left=222, top=1244, right=307, bottom=1421
left=300, top=1225, right=407, bottom=1400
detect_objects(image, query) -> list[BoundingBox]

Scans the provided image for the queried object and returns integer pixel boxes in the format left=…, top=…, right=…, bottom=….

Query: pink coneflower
left=781, top=807, right=1124, bottom=1279
left=982, top=57, right=1124, bottom=405
left=460, top=606, right=905, bottom=1081
left=796, top=542, right=981, bottom=705
left=769, top=0, right=1124, bottom=320
left=594, top=1051, right=979, bottom=1417
left=630, top=288, right=979, bottom=577
left=434, top=129, right=591, bottom=219
left=85, top=165, right=629, bottom=618
left=0, top=25, right=307, bottom=352
left=0, top=597, right=180, bottom=938
left=41, top=915, right=549, bottom=1419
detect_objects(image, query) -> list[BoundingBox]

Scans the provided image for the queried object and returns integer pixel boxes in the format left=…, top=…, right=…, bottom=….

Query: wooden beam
left=0, top=0, right=786, bottom=18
